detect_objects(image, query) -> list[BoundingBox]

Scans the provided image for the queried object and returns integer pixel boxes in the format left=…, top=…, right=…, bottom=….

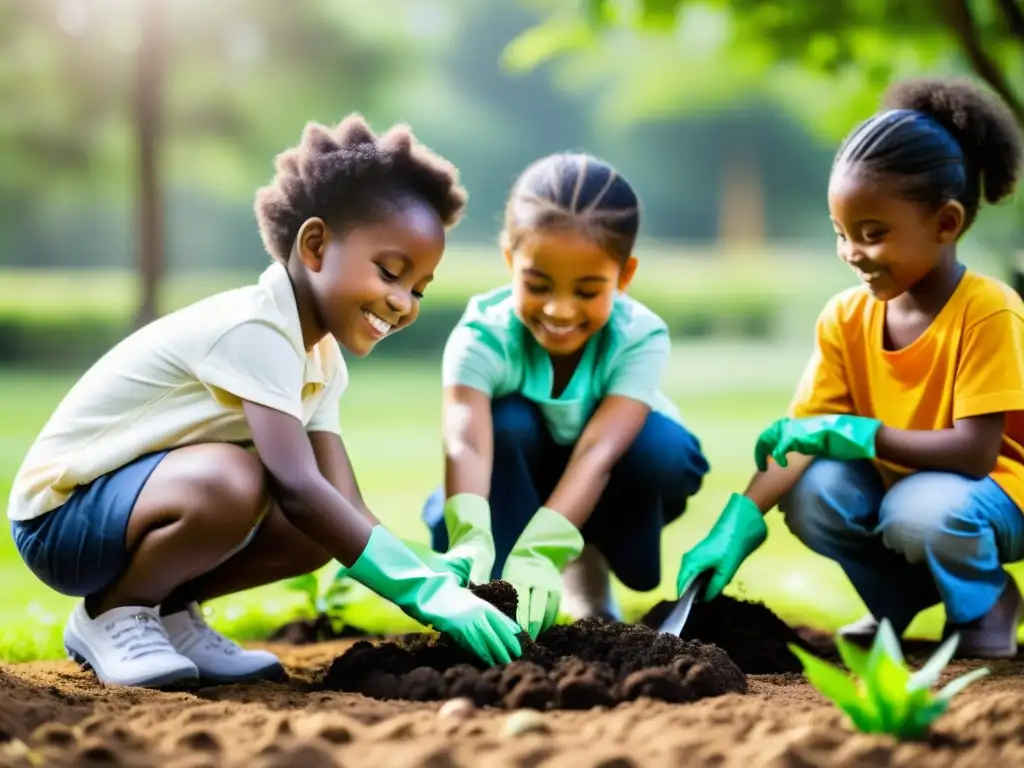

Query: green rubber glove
left=347, top=526, right=523, bottom=666
left=394, top=539, right=475, bottom=586
left=755, top=415, right=881, bottom=471
left=442, top=494, right=496, bottom=586
left=501, top=507, right=585, bottom=640
left=676, top=493, right=768, bottom=602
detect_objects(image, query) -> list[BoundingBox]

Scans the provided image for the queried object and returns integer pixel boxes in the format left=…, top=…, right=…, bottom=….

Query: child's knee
left=491, top=396, right=544, bottom=451
left=619, top=415, right=708, bottom=489
left=879, top=473, right=985, bottom=564
left=177, top=445, right=268, bottom=533
left=781, top=459, right=867, bottom=543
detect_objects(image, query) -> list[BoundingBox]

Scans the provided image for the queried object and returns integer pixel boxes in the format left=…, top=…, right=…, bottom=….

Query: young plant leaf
left=795, top=620, right=987, bottom=741
left=835, top=636, right=871, bottom=677
left=788, top=644, right=861, bottom=706
left=874, top=618, right=905, bottom=666
left=284, top=573, right=318, bottom=597
left=284, top=573, right=319, bottom=610
left=935, top=667, right=990, bottom=702
left=324, top=578, right=357, bottom=615
left=865, top=647, right=911, bottom=733
left=907, top=633, right=959, bottom=691
left=838, top=696, right=885, bottom=734
left=901, top=699, right=949, bottom=741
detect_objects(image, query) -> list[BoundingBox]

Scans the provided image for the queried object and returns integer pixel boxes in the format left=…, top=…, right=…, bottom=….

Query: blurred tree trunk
left=133, top=0, right=164, bottom=330
left=943, top=0, right=1024, bottom=125
left=717, top=150, right=765, bottom=260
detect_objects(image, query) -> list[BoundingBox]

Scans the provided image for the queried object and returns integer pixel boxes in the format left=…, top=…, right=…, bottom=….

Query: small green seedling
left=788, top=619, right=990, bottom=741
left=284, top=570, right=359, bottom=632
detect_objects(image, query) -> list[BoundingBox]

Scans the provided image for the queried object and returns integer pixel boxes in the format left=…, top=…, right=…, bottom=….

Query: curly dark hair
left=833, top=77, right=1023, bottom=234
left=501, top=153, right=641, bottom=264
left=255, top=114, right=468, bottom=262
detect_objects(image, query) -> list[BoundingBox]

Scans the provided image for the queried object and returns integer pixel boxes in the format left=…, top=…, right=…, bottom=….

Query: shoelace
left=105, top=613, right=176, bottom=661
left=185, top=608, right=240, bottom=655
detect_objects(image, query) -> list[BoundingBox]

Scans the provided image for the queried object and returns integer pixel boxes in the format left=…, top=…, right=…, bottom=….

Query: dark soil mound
left=639, top=594, right=813, bottom=674
left=320, top=581, right=747, bottom=710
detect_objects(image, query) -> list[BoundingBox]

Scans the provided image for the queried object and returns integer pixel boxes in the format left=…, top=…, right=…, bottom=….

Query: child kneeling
left=8, top=116, right=522, bottom=688
left=423, top=153, right=709, bottom=638
left=676, top=77, right=1024, bottom=658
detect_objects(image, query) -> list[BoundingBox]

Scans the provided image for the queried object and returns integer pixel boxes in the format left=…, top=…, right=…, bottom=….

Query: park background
left=2, top=0, right=1023, bottom=661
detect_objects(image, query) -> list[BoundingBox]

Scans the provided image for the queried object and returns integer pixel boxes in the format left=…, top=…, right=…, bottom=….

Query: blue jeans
left=423, top=395, right=710, bottom=591
left=780, top=459, right=1024, bottom=630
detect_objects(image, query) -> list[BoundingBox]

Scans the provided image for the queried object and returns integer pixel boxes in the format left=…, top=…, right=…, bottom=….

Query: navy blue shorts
left=11, top=451, right=169, bottom=598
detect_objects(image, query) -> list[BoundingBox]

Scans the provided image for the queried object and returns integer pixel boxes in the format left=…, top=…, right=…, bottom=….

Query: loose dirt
left=2, top=583, right=1021, bottom=767
left=322, top=582, right=747, bottom=709
left=639, top=592, right=815, bottom=674
left=3, top=648, right=1021, bottom=767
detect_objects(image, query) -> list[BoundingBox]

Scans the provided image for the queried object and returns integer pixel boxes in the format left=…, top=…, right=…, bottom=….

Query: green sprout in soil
left=788, top=619, right=990, bottom=741
left=284, top=569, right=360, bottom=634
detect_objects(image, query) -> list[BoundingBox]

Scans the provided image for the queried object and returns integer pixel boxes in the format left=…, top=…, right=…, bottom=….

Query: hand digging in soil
left=321, top=580, right=746, bottom=710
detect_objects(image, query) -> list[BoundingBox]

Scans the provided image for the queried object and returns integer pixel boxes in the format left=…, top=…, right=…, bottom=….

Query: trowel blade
left=658, top=572, right=710, bottom=636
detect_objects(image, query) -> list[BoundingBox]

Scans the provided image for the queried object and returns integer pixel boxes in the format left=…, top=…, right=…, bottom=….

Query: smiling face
left=828, top=164, right=964, bottom=301
left=506, top=229, right=637, bottom=357
left=296, top=201, right=445, bottom=356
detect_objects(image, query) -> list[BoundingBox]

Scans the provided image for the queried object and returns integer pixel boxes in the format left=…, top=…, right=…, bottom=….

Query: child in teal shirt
left=422, top=153, right=709, bottom=637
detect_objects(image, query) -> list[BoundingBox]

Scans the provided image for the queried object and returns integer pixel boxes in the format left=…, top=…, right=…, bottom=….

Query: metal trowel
left=658, top=571, right=711, bottom=636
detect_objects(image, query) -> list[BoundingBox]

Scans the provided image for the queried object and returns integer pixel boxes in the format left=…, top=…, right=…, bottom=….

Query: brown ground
left=322, top=582, right=748, bottom=709
left=2, top=585, right=1022, bottom=768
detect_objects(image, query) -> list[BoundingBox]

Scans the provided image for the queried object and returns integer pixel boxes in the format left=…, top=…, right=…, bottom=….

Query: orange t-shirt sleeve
left=954, top=309, right=1024, bottom=420
left=789, top=298, right=854, bottom=418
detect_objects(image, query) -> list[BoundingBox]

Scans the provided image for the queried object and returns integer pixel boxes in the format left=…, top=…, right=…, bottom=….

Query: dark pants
left=423, top=395, right=710, bottom=591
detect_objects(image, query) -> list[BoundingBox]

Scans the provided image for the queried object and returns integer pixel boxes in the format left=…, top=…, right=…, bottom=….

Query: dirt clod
left=437, top=698, right=475, bottom=720
left=321, top=581, right=746, bottom=710
left=504, top=709, right=550, bottom=737
left=639, top=593, right=814, bottom=673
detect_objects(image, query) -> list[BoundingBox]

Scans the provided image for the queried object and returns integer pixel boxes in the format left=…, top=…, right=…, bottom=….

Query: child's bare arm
left=443, top=385, right=494, bottom=498
left=309, top=430, right=381, bottom=525
left=741, top=452, right=815, bottom=513
left=874, top=413, right=1005, bottom=479
left=243, top=401, right=372, bottom=565
left=545, top=395, right=649, bottom=528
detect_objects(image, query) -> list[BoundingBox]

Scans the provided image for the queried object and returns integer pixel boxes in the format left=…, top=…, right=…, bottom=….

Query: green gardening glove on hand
left=755, top=415, right=881, bottom=471
left=676, top=494, right=768, bottom=602
left=347, top=526, right=523, bottom=666
left=394, top=539, right=476, bottom=588
left=501, top=507, right=585, bottom=640
left=441, top=494, right=496, bottom=587
left=388, top=496, right=494, bottom=588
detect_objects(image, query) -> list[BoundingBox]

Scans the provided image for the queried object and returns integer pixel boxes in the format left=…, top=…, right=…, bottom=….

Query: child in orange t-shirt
left=675, top=76, right=1024, bottom=658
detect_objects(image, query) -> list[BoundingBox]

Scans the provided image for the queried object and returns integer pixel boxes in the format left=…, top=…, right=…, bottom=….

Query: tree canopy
left=503, top=0, right=1024, bottom=139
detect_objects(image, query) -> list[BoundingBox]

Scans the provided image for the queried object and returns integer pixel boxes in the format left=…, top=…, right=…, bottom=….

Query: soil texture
left=321, top=580, right=747, bottom=709
left=639, top=593, right=815, bottom=673
left=3, top=641, right=1022, bottom=767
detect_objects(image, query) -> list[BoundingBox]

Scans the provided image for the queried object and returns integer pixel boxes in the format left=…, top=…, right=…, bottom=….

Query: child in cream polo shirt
left=8, top=115, right=524, bottom=689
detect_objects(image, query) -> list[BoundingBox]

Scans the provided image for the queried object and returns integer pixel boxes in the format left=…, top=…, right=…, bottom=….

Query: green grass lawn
left=5, top=336, right=1008, bottom=662
left=0, top=246, right=1016, bottom=661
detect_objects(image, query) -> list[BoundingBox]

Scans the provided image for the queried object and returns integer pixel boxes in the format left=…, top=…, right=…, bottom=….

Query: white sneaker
left=560, top=545, right=623, bottom=622
left=64, top=603, right=199, bottom=688
left=838, top=614, right=880, bottom=645
left=161, top=603, right=284, bottom=684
